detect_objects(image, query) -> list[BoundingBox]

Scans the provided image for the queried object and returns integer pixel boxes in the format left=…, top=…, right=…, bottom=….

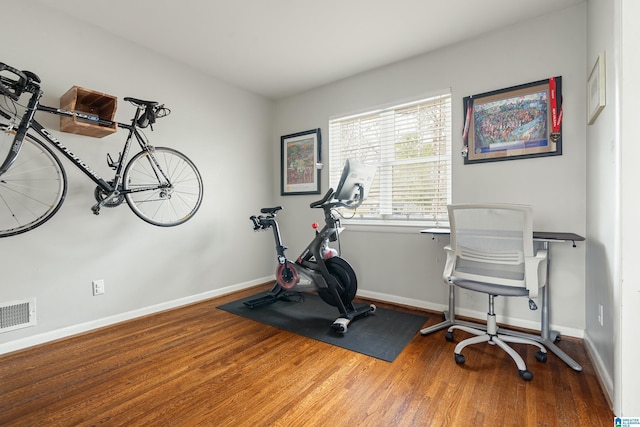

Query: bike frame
left=268, top=203, right=340, bottom=288
left=250, top=186, right=366, bottom=307
left=0, top=84, right=170, bottom=198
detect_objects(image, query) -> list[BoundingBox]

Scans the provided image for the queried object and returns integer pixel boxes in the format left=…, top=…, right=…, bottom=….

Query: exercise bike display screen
left=334, top=160, right=376, bottom=203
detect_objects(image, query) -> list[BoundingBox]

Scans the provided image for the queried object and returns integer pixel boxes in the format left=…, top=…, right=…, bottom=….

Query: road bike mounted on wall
left=0, top=61, right=203, bottom=238
left=249, top=160, right=376, bottom=333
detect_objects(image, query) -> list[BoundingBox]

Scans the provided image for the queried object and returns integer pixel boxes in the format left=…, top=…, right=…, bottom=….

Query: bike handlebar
left=0, top=62, right=39, bottom=101
left=251, top=180, right=366, bottom=231
left=1, top=61, right=170, bottom=131
left=309, top=184, right=365, bottom=210
left=310, top=188, right=335, bottom=208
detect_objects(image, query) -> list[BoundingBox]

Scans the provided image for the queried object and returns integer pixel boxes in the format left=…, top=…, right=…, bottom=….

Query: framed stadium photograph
left=462, top=77, right=562, bottom=164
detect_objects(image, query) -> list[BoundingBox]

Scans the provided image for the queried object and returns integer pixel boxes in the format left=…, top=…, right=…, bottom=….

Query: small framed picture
left=281, top=128, right=321, bottom=195
left=587, top=52, right=606, bottom=125
left=462, top=77, right=563, bottom=164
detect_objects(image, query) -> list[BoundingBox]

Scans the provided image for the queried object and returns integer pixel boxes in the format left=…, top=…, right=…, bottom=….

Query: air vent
left=0, top=299, right=36, bottom=333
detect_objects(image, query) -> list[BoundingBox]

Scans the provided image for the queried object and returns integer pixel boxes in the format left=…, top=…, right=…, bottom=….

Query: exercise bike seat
left=260, top=206, right=282, bottom=214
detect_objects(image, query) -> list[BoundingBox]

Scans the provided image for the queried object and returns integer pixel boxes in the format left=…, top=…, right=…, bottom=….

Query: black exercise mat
left=217, top=291, right=428, bottom=362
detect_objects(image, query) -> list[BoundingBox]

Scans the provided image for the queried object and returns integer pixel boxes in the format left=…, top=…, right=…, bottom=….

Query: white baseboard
left=357, top=288, right=584, bottom=338
left=0, top=276, right=273, bottom=355
left=357, top=289, right=448, bottom=312
left=583, top=330, right=614, bottom=407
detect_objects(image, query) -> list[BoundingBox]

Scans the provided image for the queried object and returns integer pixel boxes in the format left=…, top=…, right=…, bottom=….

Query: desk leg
left=498, top=241, right=583, bottom=372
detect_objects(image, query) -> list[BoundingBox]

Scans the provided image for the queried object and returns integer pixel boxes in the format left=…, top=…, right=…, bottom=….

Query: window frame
left=328, top=92, right=452, bottom=228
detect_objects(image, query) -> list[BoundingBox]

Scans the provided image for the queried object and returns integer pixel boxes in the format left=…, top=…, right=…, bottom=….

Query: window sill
left=340, top=219, right=450, bottom=234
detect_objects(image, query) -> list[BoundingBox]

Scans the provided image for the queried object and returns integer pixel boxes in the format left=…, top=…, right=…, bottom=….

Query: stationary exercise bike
left=247, top=160, right=376, bottom=333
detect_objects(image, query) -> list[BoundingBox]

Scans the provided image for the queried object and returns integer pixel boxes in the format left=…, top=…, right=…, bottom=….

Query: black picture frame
left=462, top=77, right=563, bottom=164
left=281, top=128, right=321, bottom=195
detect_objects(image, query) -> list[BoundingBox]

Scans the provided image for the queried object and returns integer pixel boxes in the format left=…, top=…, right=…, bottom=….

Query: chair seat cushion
left=449, top=276, right=530, bottom=297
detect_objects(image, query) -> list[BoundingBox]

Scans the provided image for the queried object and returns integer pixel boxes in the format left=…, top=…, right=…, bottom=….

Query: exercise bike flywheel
left=276, top=262, right=299, bottom=290
left=317, top=257, right=358, bottom=307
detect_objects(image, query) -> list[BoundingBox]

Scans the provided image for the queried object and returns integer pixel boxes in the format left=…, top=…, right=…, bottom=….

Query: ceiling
left=35, top=0, right=583, bottom=100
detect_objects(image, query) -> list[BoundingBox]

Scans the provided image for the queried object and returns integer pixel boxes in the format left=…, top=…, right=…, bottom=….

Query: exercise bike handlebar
left=250, top=184, right=365, bottom=231
left=309, top=188, right=335, bottom=209
left=309, top=184, right=365, bottom=210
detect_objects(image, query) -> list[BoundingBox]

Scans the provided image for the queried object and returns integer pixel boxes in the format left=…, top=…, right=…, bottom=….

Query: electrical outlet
left=92, top=279, right=105, bottom=296
left=598, top=304, right=604, bottom=326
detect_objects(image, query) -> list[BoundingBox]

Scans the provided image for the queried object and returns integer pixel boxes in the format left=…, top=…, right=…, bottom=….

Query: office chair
left=442, top=204, right=548, bottom=381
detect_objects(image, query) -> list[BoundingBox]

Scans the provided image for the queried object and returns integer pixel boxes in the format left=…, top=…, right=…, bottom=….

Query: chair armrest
left=442, top=245, right=455, bottom=285
left=524, top=249, right=548, bottom=298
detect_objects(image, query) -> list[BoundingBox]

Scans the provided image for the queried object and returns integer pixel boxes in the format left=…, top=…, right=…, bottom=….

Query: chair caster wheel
left=454, top=353, right=465, bottom=364
left=519, top=370, right=533, bottom=381
left=369, top=304, right=377, bottom=313
left=445, top=331, right=454, bottom=342
left=535, top=351, right=548, bottom=363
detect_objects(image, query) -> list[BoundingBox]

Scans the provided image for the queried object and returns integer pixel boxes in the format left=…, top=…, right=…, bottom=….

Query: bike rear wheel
left=123, top=147, right=203, bottom=227
left=0, top=124, right=67, bottom=237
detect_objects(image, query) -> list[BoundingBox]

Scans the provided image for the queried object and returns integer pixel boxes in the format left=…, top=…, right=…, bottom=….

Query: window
left=329, top=92, right=452, bottom=225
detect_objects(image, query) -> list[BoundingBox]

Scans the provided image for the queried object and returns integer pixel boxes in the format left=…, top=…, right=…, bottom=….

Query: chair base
left=446, top=303, right=547, bottom=381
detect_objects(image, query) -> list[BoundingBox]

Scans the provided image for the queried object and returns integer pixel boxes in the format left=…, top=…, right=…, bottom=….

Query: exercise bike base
left=244, top=286, right=376, bottom=334
left=243, top=294, right=278, bottom=309
left=332, top=303, right=377, bottom=334
left=243, top=288, right=300, bottom=308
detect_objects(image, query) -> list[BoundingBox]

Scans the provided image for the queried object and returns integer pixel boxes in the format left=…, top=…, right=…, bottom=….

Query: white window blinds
left=329, top=92, right=451, bottom=224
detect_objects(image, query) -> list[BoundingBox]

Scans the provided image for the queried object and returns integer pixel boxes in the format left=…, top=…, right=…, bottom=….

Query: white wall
left=274, top=5, right=587, bottom=335
left=585, top=0, right=640, bottom=416
left=585, top=0, right=617, bottom=408
left=617, top=0, right=640, bottom=416
left=0, top=3, right=275, bottom=352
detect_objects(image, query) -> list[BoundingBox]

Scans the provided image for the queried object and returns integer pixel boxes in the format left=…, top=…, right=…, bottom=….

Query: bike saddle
left=260, top=206, right=282, bottom=214
left=124, top=97, right=158, bottom=108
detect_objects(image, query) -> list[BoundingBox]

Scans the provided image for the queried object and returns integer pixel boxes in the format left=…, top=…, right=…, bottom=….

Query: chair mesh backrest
left=448, top=204, right=534, bottom=287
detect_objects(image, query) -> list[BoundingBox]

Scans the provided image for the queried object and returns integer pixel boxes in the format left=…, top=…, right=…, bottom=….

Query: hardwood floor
left=0, top=284, right=613, bottom=426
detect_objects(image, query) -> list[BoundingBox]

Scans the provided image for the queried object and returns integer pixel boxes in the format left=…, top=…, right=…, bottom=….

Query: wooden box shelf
left=60, top=86, right=118, bottom=138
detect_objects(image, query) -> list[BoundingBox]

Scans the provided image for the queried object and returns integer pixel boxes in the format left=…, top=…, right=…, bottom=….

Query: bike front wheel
left=123, top=147, right=203, bottom=227
left=0, top=124, right=67, bottom=237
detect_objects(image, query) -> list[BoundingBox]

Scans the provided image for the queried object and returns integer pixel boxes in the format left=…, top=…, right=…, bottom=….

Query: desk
left=420, top=228, right=585, bottom=372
